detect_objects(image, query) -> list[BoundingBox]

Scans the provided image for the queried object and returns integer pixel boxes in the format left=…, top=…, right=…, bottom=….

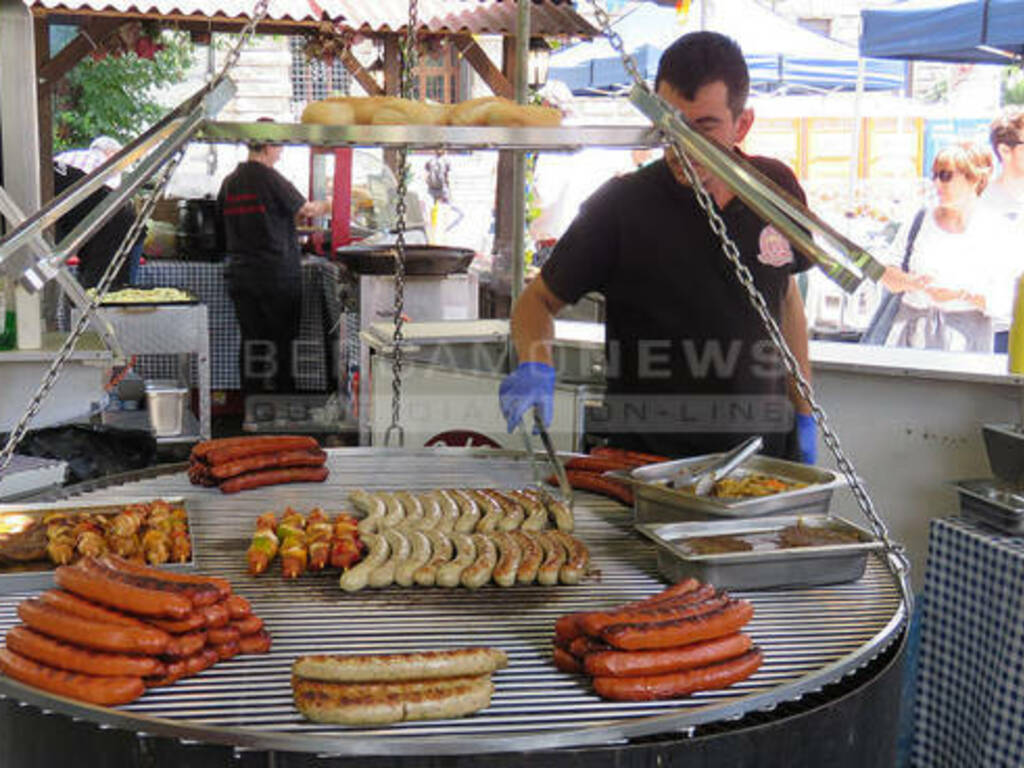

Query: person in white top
left=881, top=141, right=1000, bottom=352
left=979, top=107, right=1024, bottom=352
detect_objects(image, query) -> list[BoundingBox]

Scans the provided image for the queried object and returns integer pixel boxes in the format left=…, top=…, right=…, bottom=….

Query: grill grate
left=0, top=450, right=903, bottom=755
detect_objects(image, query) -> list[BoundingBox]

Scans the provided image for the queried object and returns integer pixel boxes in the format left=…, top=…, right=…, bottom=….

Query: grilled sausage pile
left=552, top=578, right=761, bottom=701
left=0, top=555, right=271, bottom=706
left=188, top=436, right=329, bottom=494
left=547, top=447, right=672, bottom=507
left=247, top=508, right=365, bottom=577
left=339, top=488, right=588, bottom=591
left=292, top=647, right=508, bottom=725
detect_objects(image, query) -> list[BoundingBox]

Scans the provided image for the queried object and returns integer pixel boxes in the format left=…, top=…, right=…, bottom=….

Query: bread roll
left=447, top=96, right=506, bottom=126
left=370, top=98, right=441, bottom=126
left=486, top=103, right=562, bottom=128
left=301, top=100, right=356, bottom=126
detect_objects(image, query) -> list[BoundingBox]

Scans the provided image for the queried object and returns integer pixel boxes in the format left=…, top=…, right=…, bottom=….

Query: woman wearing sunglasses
left=875, top=141, right=999, bottom=352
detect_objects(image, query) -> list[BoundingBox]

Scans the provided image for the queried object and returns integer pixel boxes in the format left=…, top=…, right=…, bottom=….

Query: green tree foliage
left=53, top=30, right=193, bottom=152
left=1003, top=66, right=1024, bottom=106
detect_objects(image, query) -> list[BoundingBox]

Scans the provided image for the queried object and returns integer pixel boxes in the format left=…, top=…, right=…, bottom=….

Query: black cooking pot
left=334, top=244, right=475, bottom=276
left=176, top=197, right=225, bottom=262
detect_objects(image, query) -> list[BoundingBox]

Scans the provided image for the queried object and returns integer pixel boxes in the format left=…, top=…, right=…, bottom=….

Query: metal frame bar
left=628, top=86, right=885, bottom=294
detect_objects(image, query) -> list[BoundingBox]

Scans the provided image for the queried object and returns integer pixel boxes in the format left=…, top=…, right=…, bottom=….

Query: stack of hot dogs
left=552, top=578, right=761, bottom=701
left=291, top=647, right=508, bottom=725
left=548, top=447, right=671, bottom=507
left=188, top=436, right=329, bottom=494
left=0, top=555, right=271, bottom=706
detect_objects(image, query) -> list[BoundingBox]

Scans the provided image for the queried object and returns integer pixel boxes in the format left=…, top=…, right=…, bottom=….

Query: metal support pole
left=510, top=0, right=531, bottom=306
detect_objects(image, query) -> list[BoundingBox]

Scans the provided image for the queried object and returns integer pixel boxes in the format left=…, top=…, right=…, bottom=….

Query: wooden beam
left=37, top=17, right=124, bottom=89
left=338, top=47, right=383, bottom=96
left=382, top=34, right=402, bottom=175
left=34, top=15, right=53, bottom=204
left=491, top=35, right=521, bottom=309
left=452, top=34, right=513, bottom=99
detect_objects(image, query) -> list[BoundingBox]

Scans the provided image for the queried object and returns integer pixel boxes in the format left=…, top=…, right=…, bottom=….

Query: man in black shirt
left=499, top=32, right=816, bottom=462
left=218, top=132, right=330, bottom=394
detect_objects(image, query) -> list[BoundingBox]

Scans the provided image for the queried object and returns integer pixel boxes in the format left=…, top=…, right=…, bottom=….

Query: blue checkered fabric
left=60, top=260, right=345, bottom=391
left=913, top=517, right=1024, bottom=767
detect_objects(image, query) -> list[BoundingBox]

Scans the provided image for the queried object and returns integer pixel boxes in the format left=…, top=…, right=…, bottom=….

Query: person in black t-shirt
left=499, top=32, right=817, bottom=463
left=217, top=131, right=331, bottom=394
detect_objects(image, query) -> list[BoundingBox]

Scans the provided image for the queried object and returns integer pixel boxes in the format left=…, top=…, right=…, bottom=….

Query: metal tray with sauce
left=636, top=514, right=883, bottom=590
left=621, top=455, right=843, bottom=523
left=953, top=478, right=1024, bottom=535
left=0, top=496, right=196, bottom=593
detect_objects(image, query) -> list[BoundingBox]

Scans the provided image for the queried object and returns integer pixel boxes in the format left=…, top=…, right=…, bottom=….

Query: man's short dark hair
left=655, top=31, right=750, bottom=118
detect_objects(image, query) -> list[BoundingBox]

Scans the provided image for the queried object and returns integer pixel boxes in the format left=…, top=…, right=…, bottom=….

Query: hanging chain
left=583, top=0, right=911, bottom=603
left=0, top=151, right=186, bottom=474
left=0, top=0, right=271, bottom=475
left=384, top=0, right=419, bottom=448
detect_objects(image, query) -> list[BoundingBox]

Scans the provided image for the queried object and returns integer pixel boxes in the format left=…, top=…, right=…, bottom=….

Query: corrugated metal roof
left=26, top=0, right=597, bottom=37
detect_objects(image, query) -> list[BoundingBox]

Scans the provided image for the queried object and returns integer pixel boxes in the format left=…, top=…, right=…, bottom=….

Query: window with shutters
left=412, top=40, right=461, bottom=103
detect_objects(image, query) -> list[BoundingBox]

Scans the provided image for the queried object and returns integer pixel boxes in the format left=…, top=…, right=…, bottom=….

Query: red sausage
left=601, top=600, right=755, bottom=651
left=5, top=625, right=166, bottom=678
left=199, top=601, right=230, bottom=629
left=38, top=590, right=148, bottom=629
left=219, top=466, right=329, bottom=494
left=554, top=613, right=585, bottom=646
left=568, top=635, right=611, bottom=658
left=0, top=647, right=145, bottom=706
left=203, top=437, right=320, bottom=466
left=191, top=436, right=274, bottom=462
left=213, top=641, right=240, bottom=661
left=210, top=449, right=326, bottom=481
left=146, top=613, right=205, bottom=635
left=552, top=645, right=582, bottom=674
left=184, top=648, right=219, bottom=677
left=579, top=589, right=726, bottom=637
left=224, top=594, right=251, bottom=620
left=84, top=558, right=220, bottom=608
left=145, top=659, right=187, bottom=688
left=592, top=647, right=763, bottom=701
left=162, top=631, right=207, bottom=659
left=206, top=626, right=240, bottom=646
left=549, top=471, right=634, bottom=506
left=102, top=554, right=232, bottom=602
left=230, top=615, right=264, bottom=637
left=565, top=456, right=638, bottom=473
left=55, top=563, right=192, bottom=619
left=237, top=630, right=272, bottom=655
left=590, top=447, right=670, bottom=465
left=18, top=599, right=169, bottom=655
left=584, top=633, right=754, bottom=678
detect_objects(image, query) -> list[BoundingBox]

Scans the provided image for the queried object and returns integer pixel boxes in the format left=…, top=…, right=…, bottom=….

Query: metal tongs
left=518, top=408, right=574, bottom=509
left=671, top=435, right=764, bottom=495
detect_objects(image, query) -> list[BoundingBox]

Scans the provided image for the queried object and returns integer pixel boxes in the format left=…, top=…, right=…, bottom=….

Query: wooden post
left=491, top=36, right=520, bottom=316
left=34, top=16, right=53, bottom=205
left=382, top=34, right=402, bottom=176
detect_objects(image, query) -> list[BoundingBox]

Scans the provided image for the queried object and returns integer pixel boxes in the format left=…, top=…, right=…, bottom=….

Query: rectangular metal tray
left=982, top=424, right=1024, bottom=485
left=636, top=514, right=884, bottom=590
left=0, top=496, right=196, bottom=593
left=622, top=454, right=843, bottom=523
left=954, top=478, right=1024, bottom=535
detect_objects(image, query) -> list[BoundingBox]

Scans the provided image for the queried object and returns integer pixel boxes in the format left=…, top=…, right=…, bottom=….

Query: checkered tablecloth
left=63, top=259, right=347, bottom=391
left=913, top=516, right=1024, bottom=767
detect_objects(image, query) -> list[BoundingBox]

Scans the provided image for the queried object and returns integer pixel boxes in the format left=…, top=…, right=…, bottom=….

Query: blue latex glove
left=796, top=413, right=818, bottom=465
left=499, top=362, right=555, bottom=433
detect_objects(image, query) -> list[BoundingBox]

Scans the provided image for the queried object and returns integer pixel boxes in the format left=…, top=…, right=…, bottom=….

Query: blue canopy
left=860, top=0, right=1024, bottom=63
left=549, top=1, right=906, bottom=95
